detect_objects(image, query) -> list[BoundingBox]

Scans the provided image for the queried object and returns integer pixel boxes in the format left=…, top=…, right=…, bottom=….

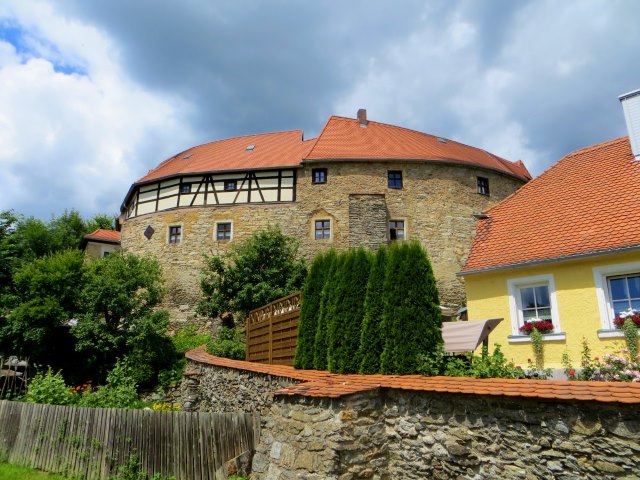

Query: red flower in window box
left=519, top=320, right=554, bottom=335
left=613, top=311, right=640, bottom=329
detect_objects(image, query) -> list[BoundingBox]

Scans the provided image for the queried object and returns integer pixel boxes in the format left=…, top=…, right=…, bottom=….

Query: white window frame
left=214, top=220, right=233, bottom=241
left=593, top=260, right=640, bottom=338
left=167, top=224, right=183, bottom=244
left=507, top=274, right=564, bottom=342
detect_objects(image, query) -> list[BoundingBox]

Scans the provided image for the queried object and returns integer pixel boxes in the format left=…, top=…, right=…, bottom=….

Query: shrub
left=417, top=344, right=525, bottom=379
left=206, top=327, right=246, bottom=360
left=358, top=246, right=387, bottom=374
left=294, top=250, right=335, bottom=369
left=198, top=226, right=306, bottom=327
left=77, top=360, right=141, bottom=409
left=327, top=248, right=371, bottom=373
left=171, top=325, right=211, bottom=355
left=23, top=368, right=73, bottom=405
left=380, top=242, right=442, bottom=374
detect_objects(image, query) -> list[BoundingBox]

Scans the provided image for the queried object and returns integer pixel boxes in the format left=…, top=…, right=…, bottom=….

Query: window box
left=508, top=332, right=567, bottom=343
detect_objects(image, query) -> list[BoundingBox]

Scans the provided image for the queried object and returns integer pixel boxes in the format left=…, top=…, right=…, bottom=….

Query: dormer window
left=312, top=168, right=327, bottom=184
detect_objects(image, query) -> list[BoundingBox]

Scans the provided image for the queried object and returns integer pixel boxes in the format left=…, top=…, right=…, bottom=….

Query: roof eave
left=458, top=244, right=640, bottom=277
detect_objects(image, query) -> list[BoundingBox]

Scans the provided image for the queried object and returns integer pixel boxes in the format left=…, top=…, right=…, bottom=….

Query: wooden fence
left=246, top=291, right=301, bottom=365
left=0, top=400, right=259, bottom=480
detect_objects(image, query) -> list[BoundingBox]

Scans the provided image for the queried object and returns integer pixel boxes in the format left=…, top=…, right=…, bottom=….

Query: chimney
left=357, top=108, right=368, bottom=127
left=619, top=88, right=640, bottom=160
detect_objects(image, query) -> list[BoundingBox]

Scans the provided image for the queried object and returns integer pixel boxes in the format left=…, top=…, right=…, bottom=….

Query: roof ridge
left=564, top=135, right=628, bottom=158
left=304, top=116, right=336, bottom=159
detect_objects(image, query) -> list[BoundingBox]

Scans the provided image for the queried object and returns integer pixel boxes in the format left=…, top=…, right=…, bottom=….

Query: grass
left=0, top=462, right=72, bottom=480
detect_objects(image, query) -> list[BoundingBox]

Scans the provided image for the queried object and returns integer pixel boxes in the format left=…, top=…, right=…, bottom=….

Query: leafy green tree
left=0, top=250, right=85, bottom=359
left=327, top=248, right=371, bottom=373
left=0, top=210, right=19, bottom=311
left=10, top=216, right=52, bottom=260
left=294, top=249, right=336, bottom=369
left=85, top=213, right=115, bottom=233
left=49, top=209, right=86, bottom=251
left=358, top=246, right=387, bottom=374
left=380, top=241, right=442, bottom=374
left=197, top=226, right=306, bottom=327
left=313, top=253, right=344, bottom=370
left=73, top=253, right=174, bottom=385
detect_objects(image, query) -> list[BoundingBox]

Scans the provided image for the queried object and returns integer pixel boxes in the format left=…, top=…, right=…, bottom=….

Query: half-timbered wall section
left=127, top=169, right=297, bottom=218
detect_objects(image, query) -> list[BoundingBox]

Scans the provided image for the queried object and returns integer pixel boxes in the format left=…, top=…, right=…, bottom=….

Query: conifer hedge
left=296, top=241, right=442, bottom=375
left=327, top=248, right=371, bottom=373
left=358, top=246, right=387, bottom=374
left=313, top=252, right=342, bottom=370
left=380, top=241, right=442, bottom=374
left=294, top=250, right=335, bottom=369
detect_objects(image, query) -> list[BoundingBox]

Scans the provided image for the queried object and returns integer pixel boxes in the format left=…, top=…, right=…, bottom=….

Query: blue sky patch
left=0, top=21, right=87, bottom=76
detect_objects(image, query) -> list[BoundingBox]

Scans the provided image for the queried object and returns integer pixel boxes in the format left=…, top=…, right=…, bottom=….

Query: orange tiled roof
left=137, top=130, right=315, bottom=183
left=462, top=137, right=640, bottom=274
left=134, top=116, right=531, bottom=185
left=305, top=116, right=531, bottom=180
left=185, top=347, right=640, bottom=403
left=83, top=229, right=121, bottom=244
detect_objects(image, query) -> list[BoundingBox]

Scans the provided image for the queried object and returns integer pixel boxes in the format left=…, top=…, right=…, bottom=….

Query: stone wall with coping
left=176, top=360, right=640, bottom=479
left=170, top=361, right=300, bottom=414
left=251, top=389, right=640, bottom=480
left=121, top=161, right=525, bottom=324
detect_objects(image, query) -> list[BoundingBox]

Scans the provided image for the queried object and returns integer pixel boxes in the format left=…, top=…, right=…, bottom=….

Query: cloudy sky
left=0, top=0, right=638, bottom=219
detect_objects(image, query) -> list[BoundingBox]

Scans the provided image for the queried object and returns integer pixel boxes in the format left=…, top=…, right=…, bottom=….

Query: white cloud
left=0, top=1, right=197, bottom=218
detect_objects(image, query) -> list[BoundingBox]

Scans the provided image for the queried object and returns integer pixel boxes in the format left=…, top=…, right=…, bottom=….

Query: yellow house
left=460, top=90, right=640, bottom=368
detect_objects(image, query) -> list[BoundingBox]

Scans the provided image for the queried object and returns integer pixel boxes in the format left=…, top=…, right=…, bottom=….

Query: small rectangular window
left=103, top=251, right=110, bottom=258
left=314, top=220, right=330, bottom=240
left=388, top=171, right=403, bottom=189
left=608, top=274, right=640, bottom=317
left=312, top=168, right=327, bottom=184
left=224, top=180, right=237, bottom=191
left=181, top=183, right=192, bottom=194
left=389, top=220, right=405, bottom=241
left=477, top=176, right=490, bottom=196
left=168, top=225, right=182, bottom=244
left=216, top=222, right=232, bottom=241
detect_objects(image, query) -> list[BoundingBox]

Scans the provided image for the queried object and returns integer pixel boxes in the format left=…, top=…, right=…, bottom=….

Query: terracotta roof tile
left=134, top=115, right=530, bottom=187
left=83, top=229, right=121, bottom=244
left=185, top=347, right=640, bottom=404
left=306, top=116, right=530, bottom=181
left=462, top=137, right=640, bottom=273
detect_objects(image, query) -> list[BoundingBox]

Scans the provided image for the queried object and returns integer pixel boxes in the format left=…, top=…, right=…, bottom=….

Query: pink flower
left=569, top=369, right=575, bottom=376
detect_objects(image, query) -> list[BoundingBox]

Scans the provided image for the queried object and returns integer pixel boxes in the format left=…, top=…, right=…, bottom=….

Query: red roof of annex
left=83, top=229, right=121, bottom=244
left=461, top=136, right=640, bottom=274
left=136, top=115, right=531, bottom=184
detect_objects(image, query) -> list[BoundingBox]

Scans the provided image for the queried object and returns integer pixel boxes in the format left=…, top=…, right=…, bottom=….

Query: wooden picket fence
left=246, top=291, right=301, bottom=365
left=0, top=400, right=259, bottom=480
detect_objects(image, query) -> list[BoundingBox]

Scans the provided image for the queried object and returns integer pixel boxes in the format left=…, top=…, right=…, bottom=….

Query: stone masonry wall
left=171, top=361, right=299, bottom=414
left=252, top=389, right=640, bottom=480
left=121, top=161, right=525, bottom=323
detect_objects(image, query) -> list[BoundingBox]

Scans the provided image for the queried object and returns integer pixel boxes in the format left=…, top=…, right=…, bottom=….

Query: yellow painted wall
left=464, top=250, right=640, bottom=368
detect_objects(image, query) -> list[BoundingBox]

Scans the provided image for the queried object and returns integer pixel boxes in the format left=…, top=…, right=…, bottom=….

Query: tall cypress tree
left=380, top=241, right=442, bottom=374
left=358, top=246, right=387, bottom=374
left=327, top=248, right=371, bottom=373
left=313, top=252, right=343, bottom=370
left=294, top=250, right=334, bottom=369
